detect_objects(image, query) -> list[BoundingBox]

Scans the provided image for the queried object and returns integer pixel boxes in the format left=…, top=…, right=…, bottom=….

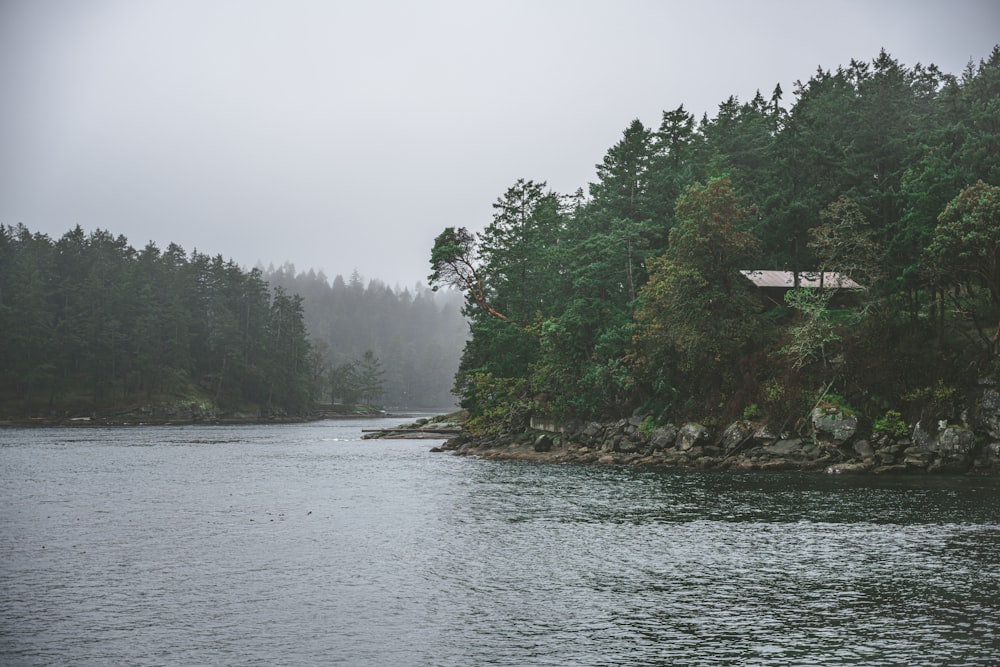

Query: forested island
left=0, top=225, right=465, bottom=422
left=426, top=47, right=1000, bottom=473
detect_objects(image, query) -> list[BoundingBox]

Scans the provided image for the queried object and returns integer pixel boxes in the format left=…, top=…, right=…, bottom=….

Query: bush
left=903, top=381, right=961, bottom=423
left=820, top=391, right=856, bottom=415
left=872, top=410, right=908, bottom=439
left=639, top=416, right=657, bottom=438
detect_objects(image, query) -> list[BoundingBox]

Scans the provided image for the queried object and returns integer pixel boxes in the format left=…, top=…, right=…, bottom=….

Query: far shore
left=0, top=405, right=448, bottom=428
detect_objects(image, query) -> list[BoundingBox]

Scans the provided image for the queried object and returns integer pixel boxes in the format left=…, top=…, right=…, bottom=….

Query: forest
left=430, top=47, right=1000, bottom=435
left=0, top=225, right=466, bottom=417
left=263, top=265, right=466, bottom=408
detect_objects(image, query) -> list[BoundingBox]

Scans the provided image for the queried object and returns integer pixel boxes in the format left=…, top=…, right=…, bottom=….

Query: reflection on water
left=1, top=421, right=998, bottom=666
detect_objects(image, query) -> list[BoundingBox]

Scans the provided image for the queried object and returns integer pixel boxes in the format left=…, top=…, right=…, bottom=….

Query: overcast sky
left=1, top=1, right=997, bottom=288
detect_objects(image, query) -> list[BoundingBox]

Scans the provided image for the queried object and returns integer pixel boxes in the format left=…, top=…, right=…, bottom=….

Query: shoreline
left=0, top=407, right=425, bottom=428
left=433, top=431, right=1000, bottom=475
left=386, top=406, right=1000, bottom=475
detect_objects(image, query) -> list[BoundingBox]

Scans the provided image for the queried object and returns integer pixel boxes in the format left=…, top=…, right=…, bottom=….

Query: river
left=1, top=418, right=998, bottom=666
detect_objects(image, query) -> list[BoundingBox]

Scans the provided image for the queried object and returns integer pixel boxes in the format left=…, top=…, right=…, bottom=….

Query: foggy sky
left=1, top=0, right=997, bottom=289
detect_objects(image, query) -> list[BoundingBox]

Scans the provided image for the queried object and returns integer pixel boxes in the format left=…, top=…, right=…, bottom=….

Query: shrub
left=872, top=410, right=908, bottom=439
left=639, top=416, right=657, bottom=438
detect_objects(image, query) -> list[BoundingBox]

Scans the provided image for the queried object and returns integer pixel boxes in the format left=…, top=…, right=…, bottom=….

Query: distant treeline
left=263, top=265, right=466, bottom=408
left=0, top=224, right=314, bottom=413
left=429, top=47, right=1000, bottom=433
left=0, top=224, right=467, bottom=416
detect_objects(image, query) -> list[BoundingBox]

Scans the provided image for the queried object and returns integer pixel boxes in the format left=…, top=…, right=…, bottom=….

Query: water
left=2, top=419, right=999, bottom=666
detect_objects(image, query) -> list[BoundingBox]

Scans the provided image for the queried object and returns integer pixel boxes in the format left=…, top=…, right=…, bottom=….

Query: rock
left=825, top=462, right=872, bottom=474
left=912, top=422, right=938, bottom=452
left=989, top=442, right=1000, bottom=460
left=937, top=425, right=975, bottom=460
left=811, top=408, right=858, bottom=443
left=765, top=439, right=804, bottom=457
left=977, top=388, right=1000, bottom=439
left=874, top=444, right=899, bottom=465
left=903, top=443, right=932, bottom=467
left=853, top=440, right=875, bottom=461
left=873, top=464, right=908, bottom=475
left=533, top=434, right=553, bottom=452
left=676, top=423, right=710, bottom=451
left=753, top=423, right=781, bottom=443
left=617, top=436, right=644, bottom=454
left=910, top=422, right=975, bottom=462
left=719, top=421, right=752, bottom=454
left=581, top=422, right=604, bottom=443
left=648, top=424, right=678, bottom=451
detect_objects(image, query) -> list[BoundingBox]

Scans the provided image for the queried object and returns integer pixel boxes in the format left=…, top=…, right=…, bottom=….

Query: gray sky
left=1, top=0, right=997, bottom=289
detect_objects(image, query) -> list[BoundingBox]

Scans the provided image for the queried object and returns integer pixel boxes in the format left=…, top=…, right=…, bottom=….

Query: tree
left=328, top=362, right=360, bottom=405
left=428, top=226, right=507, bottom=321
left=809, top=196, right=882, bottom=292
left=632, top=178, right=762, bottom=413
left=781, top=197, right=882, bottom=371
left=925, top=180, right=1000, bottom=354
left=357, top=349, right=385, bottom=405
left=266, top=286, right=312, bottom=411
left=478, top=178, right=563, bottom=324
left=590, top=119, right=656, bottom=224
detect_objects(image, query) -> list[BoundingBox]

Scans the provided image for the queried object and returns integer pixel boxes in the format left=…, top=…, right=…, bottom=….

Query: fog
left=1, top=0, right=997, bottom=288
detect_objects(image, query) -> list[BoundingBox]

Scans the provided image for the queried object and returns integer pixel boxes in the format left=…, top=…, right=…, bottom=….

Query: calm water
left=1, top=419, right=999, bottom=666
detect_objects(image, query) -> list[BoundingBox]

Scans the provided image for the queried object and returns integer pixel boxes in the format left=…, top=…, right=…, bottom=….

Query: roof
left=739, top=270, right=863, bottom=290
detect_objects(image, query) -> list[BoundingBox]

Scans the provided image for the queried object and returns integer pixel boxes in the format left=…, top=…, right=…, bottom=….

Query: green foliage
left=0, top=224, right=316, bottom=414
left=780, top=288, right=843, bottom=369
left=903, top=381, right=962, bottom=423
left=819, top=392, right=856, bottom=415
left=925, top=180, right=1000, bottom=355
left=332, top=349, right=389, bottom=406
left=632, top=178, right=762, bottom=409
left=743, top=403, right=762, bottom=420
left=461, top=372, right=533, bottom=436
left=872, top=410, right=909, bottom=438
left=810, top=196, right=882, bottom=291
left=423, top=46, right=1000, bottom=432
left=638, top=416, right=657, bottom=438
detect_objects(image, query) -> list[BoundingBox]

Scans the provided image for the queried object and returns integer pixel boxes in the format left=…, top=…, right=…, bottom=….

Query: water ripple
left=1, top=423, right=998, bottom=666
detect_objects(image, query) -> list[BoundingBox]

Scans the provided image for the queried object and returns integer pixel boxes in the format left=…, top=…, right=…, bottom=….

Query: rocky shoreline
left=421, top=388, right=1000, bottom=475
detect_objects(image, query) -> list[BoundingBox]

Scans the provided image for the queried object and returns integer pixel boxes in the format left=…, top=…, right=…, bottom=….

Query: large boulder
left=719, top=421, right=752, bottom=454
left=533, top=434, right=553, bottom=452
left=908, top=421, right=976, bottom=468
left=752, top=423, right=781, bottom=443
left=911, top=421, right=939, bottom=452
left=811, top=407, right=858, bottom=443
left=580, top=422, right=605, bottom=445
left=676, top=423, right=710, bottom=451
left=648, top=424, right=678, bottom=451
left=937, top=425, right=975, bottom=460
left=976, top=388, right=1000, bottom=439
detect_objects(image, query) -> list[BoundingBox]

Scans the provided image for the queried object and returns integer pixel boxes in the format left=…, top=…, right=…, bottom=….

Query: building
left=739, top=270, right=864, bottom=308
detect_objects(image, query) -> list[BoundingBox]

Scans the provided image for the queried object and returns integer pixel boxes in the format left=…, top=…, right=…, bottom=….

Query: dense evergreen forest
left=430, top=47, right=1000, bottom=435
left=263, top=265, right=466, bottom=408
left=0, top=225, right=466, bottom=417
